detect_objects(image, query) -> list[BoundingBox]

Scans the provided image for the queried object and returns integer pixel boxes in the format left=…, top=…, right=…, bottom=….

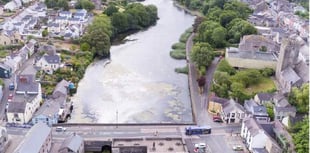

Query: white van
left=55, top=126, right=66, bottom=132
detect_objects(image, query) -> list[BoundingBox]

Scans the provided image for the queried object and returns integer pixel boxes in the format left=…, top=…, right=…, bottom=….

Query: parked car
left=195, top=143, right=206, bottom=149
left=232, top=145, right=243, bottom=151
left=8, top=94, right=13, bottom=102
left=213, top=116, right=223, bottom=122
left=56, top=126, right=67, bottom=132
left=9, top=83, right=14, bottom=90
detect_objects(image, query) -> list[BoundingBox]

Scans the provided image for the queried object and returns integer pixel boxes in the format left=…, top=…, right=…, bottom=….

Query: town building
left=58, top=133, right=84, bottom=153
left=244, top=99, right=270, bottom=122
left=220, top=99, right=246, bottom=124
left=0, top=126, right=9, bottom=153
left=14, top=122, right=52, bottom=153
left=35, top=53, right=61, bottom=74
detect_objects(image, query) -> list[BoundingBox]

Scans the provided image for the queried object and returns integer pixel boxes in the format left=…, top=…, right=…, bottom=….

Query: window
left=231, top=113, right=235, bottom=117
left=14, top=113, right=19, bottom=118
left=227, top=113, right=230, bottom=117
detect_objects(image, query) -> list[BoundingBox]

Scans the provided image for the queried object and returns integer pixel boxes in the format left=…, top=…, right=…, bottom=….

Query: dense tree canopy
left=190, top=42, right=214, bottom=68
left=75, top=0, right=95, bottom=11
left=110, top=3, right=158, bottom=35
left=45, top=0, right=69, bottom=10
left=290, top=117, right=309, bottom=153
left=227, top=18, right=257, bottom=43
left=81, top=15, right=112, bottom=58
left=104, top=5, right=119, bottom=16
left=289, top=84, right=309, bottom=113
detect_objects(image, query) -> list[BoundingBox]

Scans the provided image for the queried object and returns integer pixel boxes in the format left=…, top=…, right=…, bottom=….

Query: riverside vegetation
left=40, top=2, right=158, bottom=95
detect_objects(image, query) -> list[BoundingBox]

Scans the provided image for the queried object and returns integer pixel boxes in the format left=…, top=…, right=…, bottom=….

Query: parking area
left=225, top=136, right=249, bottom=153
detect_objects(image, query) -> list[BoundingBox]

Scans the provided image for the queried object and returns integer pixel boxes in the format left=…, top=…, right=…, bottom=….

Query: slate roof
left=38, top=45, right=56, bottom=55
left=52, top=79, right=69, bottom=98
left=7, top=102, right=26, bottom=113
left=253, top=106, right=268, bottom=116
left=226, top=48, right=277, bottom=61
left=44, top=54, right=60, bottom=64
left=59, top=134, right=83, bottom=152
left=252, top=148, right=268, bottom=153
left=273, top=93, right=290, bottom=107
left=281, top=67, right=301, bottom=85
left=256, top=93, right=273, bottom=101
left=223, top=99, right=245, bottom=114
left=294, top=61, right=309, bottom=83
left=34, top=99, right=60, bottom=117
left=244, top=99, right=258, bottom=112
left=16, top=75, right=39, bottom=93
left=209, top=96, right=229, bottom=105
left=16, top=122, right=51, bottom=153
left=274, top=106, right=296, bottom=113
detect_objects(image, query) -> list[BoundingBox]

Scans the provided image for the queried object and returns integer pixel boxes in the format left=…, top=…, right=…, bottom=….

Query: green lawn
left=243, top=77, right=276, bottom=95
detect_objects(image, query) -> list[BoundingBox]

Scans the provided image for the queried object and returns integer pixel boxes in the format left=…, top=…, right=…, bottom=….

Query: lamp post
left=116, top=110, right=118, bottom=128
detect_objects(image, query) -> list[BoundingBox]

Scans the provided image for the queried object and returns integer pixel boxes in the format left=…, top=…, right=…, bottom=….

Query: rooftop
left=59, top=134, right=83, bottom=152
left=15, top=122, right=51, bottom=153
left=226, top=48, right=277, bottom=61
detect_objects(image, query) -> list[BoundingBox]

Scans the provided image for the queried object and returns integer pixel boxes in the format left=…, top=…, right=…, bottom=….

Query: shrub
left=175, top=66, right=188, bottom=74
left=170, top=49, right=186, bottom=59
left=171, top=42, right=186, bottom=50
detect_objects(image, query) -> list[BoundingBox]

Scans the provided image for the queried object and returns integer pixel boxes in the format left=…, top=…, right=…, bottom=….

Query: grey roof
left=59, top=134, right=83, bottom=152
left=38, top=45, right=56, bottom=55
left=227, top=48, right=277, bottom=61
left=44, top=54, right=60, bottom=64
left=256, top=93, right=273, bottom=101
left=56, top=16, right=67, bottom=20
left=16, top=75, right=39, bottom=93
left=64, top=33, right=72, bottom=37
left=59, top=11, right=71, bottom=15
left=69, top=18, right=80, bottom=21
left=244, top=99, right=258, bottom=112
left=274, top=106, right=296, bottom=112
left=252, top=148, right=269, bottom=153
left=294, top=61, right=309, bottom=83
left=52, top=80, right=69, bottom=98
left=209, top=96, right=229, bottom=105
left=16, top=122, right=51, bottom=153
left=223, top=99, right=245, bottom=114
left=281, top=67, right=301, bottom=85
left=244, top=117, right=263, bottom=136
left=33, top=99, right=60, bottom=117
left=74, top=12, right=85, bottom=17
left=253, top=106, right=268, bottom=116
left=7, top=102, right=26, bottom=113
left=13, top=94, right=37, bottom=103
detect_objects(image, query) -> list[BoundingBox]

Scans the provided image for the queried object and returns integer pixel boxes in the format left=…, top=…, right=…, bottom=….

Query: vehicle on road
left=8, top=94, right=13, bottom=102
left=9, top=83, right=14, bottom=90
left=195, top=143, right=206, bottom=149
left=213, top=116, right=223, bottom=123
left=185, top=126, right=211, bottom=135
left=232, top=145, right=243, bottom=151
left=55, top=126, right=66, bottom=132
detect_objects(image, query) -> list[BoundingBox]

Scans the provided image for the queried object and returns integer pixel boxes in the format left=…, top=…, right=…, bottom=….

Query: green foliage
left=175, top=66, right=188, bottom=74
left=259, top=46, right=267, bottom=52
left=80, top=42, right=90, bottom=51
left=170, top=49, right=186, bottom=59
left=172, top=42, right=186, bottom=50
left=195, top=20, right=227, bottom=48
left=198, top=66, right=206, bottom=76
left=290, top=117, right=309, bottom=153
left=81, top=15, right=112, bottom=58
left=260, top=68, right=274, bottom=77
left=179, top=31, right=192, bottom=43
left=76, top=0, right=95, bottom=11
left=111, top=3, right=158, bottom=35
left=211, top=71, right=231, bottom=98
left=104, top=5, right=119, bottom=16
left=230, top=69, right=262, bottom=88
left=223, top=1, right=252, bottom=19
left=219, top=10, right=238, bottom=27
left=227, top=18, right=257, bottom=43
left=289, top=84, right=309, bottom=114
left=190, top=42, right=214, bottom=68
left=295, top=11, right=309, bottom=19
left=42, top=29, right=48, bottom=37
left=216, top=59, right=236, bottom=75
left=45, top=0, right=69, bottom=10
left=265, top=104, right=274, bottom=121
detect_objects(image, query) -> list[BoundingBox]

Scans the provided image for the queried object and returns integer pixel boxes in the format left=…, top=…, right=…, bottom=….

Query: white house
left=48, top=23, right=61, bottom=33
left=59, top=11, right=72, bottom=18
left=7, top=75, right=42, bottom=124
left=55, top=17, right=68, bottom=25
left=4, top=0, right=22, bottom=11
left=31, top=99, right=60, bottom=126
left=35, top=53, right=61, bottom=74
left=220, top=99, right=246, bottom=123
left=241, top=116, right=282, bottom=153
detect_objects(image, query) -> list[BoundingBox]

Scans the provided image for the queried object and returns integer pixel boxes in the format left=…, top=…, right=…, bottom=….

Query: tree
left=227, top=18, right=257, bottom=43
left=230, top=69, right=262, bottom=87
left=291, top=117, right=309, bottom=153
left=219, top=10, right=238, bottom=27
left=104, top=5, right=118, bottom=16
left=289, top=84, right=309, bottom=113
left=230, top=82, right=249, bottom=104
left=211, top=71, right=231, bottom=98
left=80, top=42, right=90, bottom=51
left=81, top=15, right=112, bottom=58
left=42, top=29, right=48, bottom=37
left=223, top=1, right=252, bottom=19
left=216, top=59, right=236, bottom=75
left=57, top=0, right=69, bottom=10
left=211, top=27, right=227, bottom=48
left=77, top=0, right=95, bottom=11
left=190, top=42, right=214, bottom=68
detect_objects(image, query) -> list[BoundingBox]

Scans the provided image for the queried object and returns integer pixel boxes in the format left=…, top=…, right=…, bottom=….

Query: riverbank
left=172, top=1, right=203, bottom=17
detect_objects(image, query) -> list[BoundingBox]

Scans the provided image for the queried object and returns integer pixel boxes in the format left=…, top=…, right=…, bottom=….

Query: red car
left=213, top=116, right=223, bottom=122
left=8, top=94, right=13, bottom=102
